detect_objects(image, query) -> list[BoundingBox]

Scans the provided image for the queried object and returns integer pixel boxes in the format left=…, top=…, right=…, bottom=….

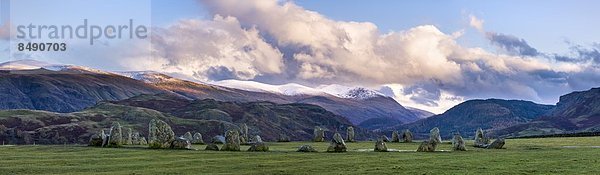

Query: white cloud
left=469, top=14, right=485, bottom=32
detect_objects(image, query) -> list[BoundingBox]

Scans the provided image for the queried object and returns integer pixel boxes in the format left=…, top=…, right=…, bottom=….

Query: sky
left=1, top=0, right=600, bottom=113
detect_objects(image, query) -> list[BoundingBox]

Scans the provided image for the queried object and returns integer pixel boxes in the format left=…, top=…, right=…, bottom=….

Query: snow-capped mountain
left=0, top=59, right=110, bottom=74
left=116, top=71, right=178, bottom=84
left=214, top=79, right=385, bottom=99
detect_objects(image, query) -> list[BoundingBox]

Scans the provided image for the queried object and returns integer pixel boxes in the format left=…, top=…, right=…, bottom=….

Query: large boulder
left=205, top=144, right=220, bottom=151
left=88, top=130, right=104, bottom=147
left=182, top=132, right=193, bottom=142
left=379, top=135, right=390, bottom=142
left=277, top=134, right=290, bottom=142
left=123, top=128, right=133, bottom=145
left=170, top=137, right=192, bottom=150
left=192, top=133, right=204, bottom=144
left=297, top=145, right=318, bottom=152
left=474, top=128, right=490, bottom=147
left=212, top=136, right=226, bottom=144
left=148, top=119, right=176, bottom=149
left=402, top=129, right=413, bottom=143
left=107, top=122, right=123, bottom=147
left=248, top=142, right=269, bottom=152
left=313, top=127, right=325, bottom=142
left=221, top=130, right=241, bottom=151
left=326, top=133, right=347, bottom=152
left=346, top=126, right=355, bottom=142
left=374, top=140, right=388, bottom=152
left=486, top=138, right=505, bottom=149
left=391, top=131, right=400, bottom=142
left=430, top=127, right=442, bottom=143
left=452, top=133, right=467, bottom=151
left=416, top=140, right=437, bottom=152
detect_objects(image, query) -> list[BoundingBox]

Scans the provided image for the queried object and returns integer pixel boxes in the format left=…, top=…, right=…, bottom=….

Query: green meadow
left=1, top=137, right=599, bottom=174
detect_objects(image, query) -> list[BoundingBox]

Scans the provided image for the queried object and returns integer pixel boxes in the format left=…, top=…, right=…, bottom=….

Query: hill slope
left=396, top=99, right=554, bottom=139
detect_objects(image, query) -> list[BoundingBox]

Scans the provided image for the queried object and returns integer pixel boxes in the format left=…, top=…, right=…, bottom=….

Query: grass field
left=1, top=137, right=600, bottom=174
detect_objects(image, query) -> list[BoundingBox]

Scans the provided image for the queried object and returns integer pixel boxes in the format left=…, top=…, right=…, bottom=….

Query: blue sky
left=2, top=0, right=599, bottom=113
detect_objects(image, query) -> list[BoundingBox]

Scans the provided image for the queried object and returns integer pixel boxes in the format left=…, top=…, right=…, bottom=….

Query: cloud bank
left=119, top=0, right=599, bottom=113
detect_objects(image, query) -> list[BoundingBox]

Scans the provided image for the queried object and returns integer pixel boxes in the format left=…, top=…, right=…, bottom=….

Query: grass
left=1, top=137, right=599, bottom=174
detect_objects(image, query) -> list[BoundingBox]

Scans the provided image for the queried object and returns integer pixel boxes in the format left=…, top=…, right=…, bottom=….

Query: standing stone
left=139, top=137, right=148, bottom=145
left=124, top=128, right=133, bottom=145
left=212, top=135, right=226, bottom=144
left=402, top=129, right=413, bottom=143
left=326, top=133, right=347, bottom=152
left=486, top=138, right=505, bottom=149
left=182, top=132, right=193, bottom=142
left=379, top=135, right=390, bottom=142
left=416, top=140, right=438, bottom=152
left=346, top=126, right=355, bottom=142
left=170, top=137, right=192, bottom=149
left=221, top=130, right=241, bottom=151
left=251, top=135, right=263, bottom=143
left=107, top=122, right=123, bottom=147
left=240, top=123, right=248, bottom=144
left=277, top=134, right=290, bottom=142
left=452, top=133, right=467, bottom=151
left=391, top=131, right=400, bottom=142
left=205, top=143, right=220, bottom=151
left=132, top=132, right=140, bottom=145
left=430, top=127, right=442, bottom=143
left=297, top=145, right=318, bottom=152
left=148, top=119, right=176, bottom=149
left=192, top=133, right=204, bottom=144
left=474, top=128, right=490, bottom=147
left=248, top=142, right=269, bottom=152
left=313, top=127, right=325, bottom=142
left=88, top=131, right=104, bottom=146
left=374, top=140, right=388, bottom=152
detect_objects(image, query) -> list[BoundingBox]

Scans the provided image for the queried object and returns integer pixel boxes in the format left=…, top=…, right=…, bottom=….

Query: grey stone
left=486, top=138, right=505, bottom=149
left=240, top=123, right=248, bottom=144
left=417, top=140, right=438, bottom=152
left=212, top=135, right=226, bottom=144
left=297, top=145, right=318, bottom=152
left=452, top=133, right=467, bottom=151
left=248, top=142, right=269, bottom=152
left=374, top=140, right=388, bottom=152
left=192, top=133, right=204, bottom=144
left=88, top=130, right=103, bottom=147
left=221, top=130, right=241, bottom=151
left=205, top=143, right=220, bottom=151
left=430, top=127, right=442, bottom=143
left=123, top=128, right=133, bottom=145
left=402, top=129, right=413, bottom=143
left=251, top=135, right=263, bottom=143
left=107, top=122, right=123, bottom=147
left=170, top=137, right=192, bottom=149
left=391, top=131, right=400, bottom=142
left=346, top=126, right=355, bottom=142
left=148, top=119, right=176, bottom=149
left=182, top=132, right=193, bottom=142
left=314, top=127, right=325, bottom=142
left=474, top=128, right=490, bottom=147
left=326, top=133, right=347, bottom=152
left=139, top=137, right=147, bottom=145
left=132, top=132, right=140, bottom=145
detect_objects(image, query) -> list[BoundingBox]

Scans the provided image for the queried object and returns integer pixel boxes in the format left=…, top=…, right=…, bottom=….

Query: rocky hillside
left=0, top=69, right=164, bottom=112
left=494, top=87, right=600, bottom=137
left=396, top=99, right=554, bottom=139
left=0, top=93, right=369, bottom=144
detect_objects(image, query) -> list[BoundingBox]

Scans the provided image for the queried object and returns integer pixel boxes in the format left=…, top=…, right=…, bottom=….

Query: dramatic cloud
left=125, top=15, right=284, bottom=81
left=115, top=1, right=600, bottom=113
left=486, top=32, right=539, bottom=56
